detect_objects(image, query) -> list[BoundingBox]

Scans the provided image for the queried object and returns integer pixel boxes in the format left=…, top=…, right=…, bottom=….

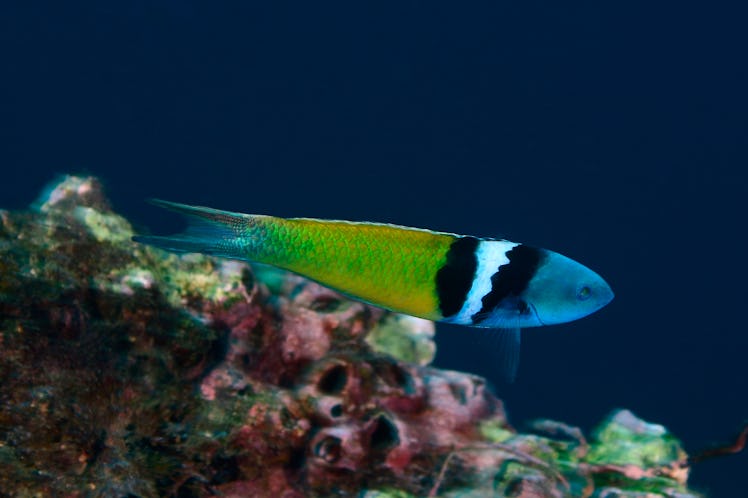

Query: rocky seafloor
left=0, top=176, right=704, bottom=497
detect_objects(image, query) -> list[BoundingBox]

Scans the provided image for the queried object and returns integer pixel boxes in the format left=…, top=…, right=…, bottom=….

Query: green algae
left=73, top=205, right=134, bottom=243
left=366, top=313, right=436, bottom=365
left=588, top=409, right=685, bottom=468
left=479, top=418, right=514, bottom=444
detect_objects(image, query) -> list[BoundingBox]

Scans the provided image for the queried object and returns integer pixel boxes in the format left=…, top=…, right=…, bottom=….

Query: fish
left=133, top=200, right=614, bottom=380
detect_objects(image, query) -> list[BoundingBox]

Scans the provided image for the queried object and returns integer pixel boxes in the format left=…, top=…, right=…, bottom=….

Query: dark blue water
left=3, top=2, right=746, bottom=495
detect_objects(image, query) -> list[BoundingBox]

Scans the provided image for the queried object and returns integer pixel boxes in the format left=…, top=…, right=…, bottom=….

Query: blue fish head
left=523, top=249, right=614, bottom=326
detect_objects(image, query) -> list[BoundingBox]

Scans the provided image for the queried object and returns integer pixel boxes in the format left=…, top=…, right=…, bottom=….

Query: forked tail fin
left=132, top=199, right=256, bottom=260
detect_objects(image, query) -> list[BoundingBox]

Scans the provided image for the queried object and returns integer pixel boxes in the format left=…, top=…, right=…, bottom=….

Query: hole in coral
left=174, top=477, right=207, bottom=498
left=370, top=415, right=399, bottom=452
left=314, top=436, right=342, bottom=464
left=309, top=295, right=344, bottom=313
left=318, top=364, right=347, bottom=394
left=448, top=383, right=468, bottom=405
left=378, top=363, right=415, bottom=394
left=393, top=367, right=413, bottom=393
left=330, top=404, right=343, bottom=417
left=87, top=430, right=107, bottom=465
left=210, top=455, right=239, bottom=484
left=241, top=267, right=255, bottom=291
left=288, top=447, right=306, bottom=470
left=241, top=353, right=252, bottom=369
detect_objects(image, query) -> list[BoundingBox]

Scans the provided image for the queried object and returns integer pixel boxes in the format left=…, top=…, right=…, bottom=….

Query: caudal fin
left=132, top=199, right=254, bottom=259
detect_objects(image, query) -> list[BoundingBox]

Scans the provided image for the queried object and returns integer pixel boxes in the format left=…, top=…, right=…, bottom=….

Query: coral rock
left=0, top=176, right=704, bottom=497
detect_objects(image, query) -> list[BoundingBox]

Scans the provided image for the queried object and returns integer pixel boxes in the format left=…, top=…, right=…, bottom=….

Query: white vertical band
left=446, top=239, right=518, bottom=325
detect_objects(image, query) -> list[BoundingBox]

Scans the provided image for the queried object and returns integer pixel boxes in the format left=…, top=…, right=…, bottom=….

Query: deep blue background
left=2, top=2, right=746, bottom=495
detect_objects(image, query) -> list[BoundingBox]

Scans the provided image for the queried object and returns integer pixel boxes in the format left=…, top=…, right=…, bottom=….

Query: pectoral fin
left=493, top=327, right=521, bottom=383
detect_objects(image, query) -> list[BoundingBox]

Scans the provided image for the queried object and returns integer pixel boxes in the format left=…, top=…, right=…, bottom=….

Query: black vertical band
left=471, top=245, right=543, bottom=324
left=435, top=236, right=480, bottom=317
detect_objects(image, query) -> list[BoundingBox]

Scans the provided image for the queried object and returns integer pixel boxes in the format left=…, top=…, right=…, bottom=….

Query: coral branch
left=689, top=422, right=748, bottom=464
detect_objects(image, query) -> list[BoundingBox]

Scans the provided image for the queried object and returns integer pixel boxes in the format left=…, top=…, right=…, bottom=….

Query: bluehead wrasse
left=133, top=200, right=614, bottom=380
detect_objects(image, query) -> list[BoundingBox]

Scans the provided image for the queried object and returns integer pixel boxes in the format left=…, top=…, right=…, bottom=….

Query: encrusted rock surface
left=0, top=176, right=702, bottom=497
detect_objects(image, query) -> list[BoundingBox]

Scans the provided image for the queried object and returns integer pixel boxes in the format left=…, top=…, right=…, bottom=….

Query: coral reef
left=0, top=176, right=703, bottom=497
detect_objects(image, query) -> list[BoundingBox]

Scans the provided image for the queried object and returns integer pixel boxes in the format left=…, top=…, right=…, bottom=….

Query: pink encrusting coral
left=195, top=263, right=510, bottom=496
left=0, top=176, right=703, bottom=497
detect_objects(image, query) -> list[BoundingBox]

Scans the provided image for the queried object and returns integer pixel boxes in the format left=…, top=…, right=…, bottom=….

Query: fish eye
left=577, top=285, right=592, bottom=301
